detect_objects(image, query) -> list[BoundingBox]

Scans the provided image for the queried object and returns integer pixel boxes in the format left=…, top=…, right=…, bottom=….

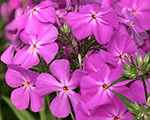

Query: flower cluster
left=0, top=0, right=150, bottom=119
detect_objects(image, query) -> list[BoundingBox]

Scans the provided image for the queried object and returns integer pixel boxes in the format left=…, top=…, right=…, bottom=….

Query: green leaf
left=0, top=102, right=3, bottom=120
left=2, top=96, right=35, bottom=120
left=39, top=95, right=57, bottom=120
left=112, top=90, right=139, bottom=115
left=106, top=77, right=129, bottom=90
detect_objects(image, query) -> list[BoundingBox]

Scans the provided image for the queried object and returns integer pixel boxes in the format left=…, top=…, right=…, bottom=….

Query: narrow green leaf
left=112, top=90, right=139, bottom=115
left=39, top=95, right=57, bottom=120
left=2, top=96, right=35, bottom=120
left=0, top=102, right=3, bottom=120
left=106, top=77, right=129, bottom=90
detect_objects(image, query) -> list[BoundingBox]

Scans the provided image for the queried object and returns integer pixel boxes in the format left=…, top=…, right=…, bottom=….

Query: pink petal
left=11, top=86, right=30, bottom=110
left=30, top=86, right=44, bottom=112
left=37, top=24, right=58, bottom=44
left=93, top=20, right=113, bottom=44
left=68, top=69, right=86, bottom=89
left=37, top=43, right=58, bottom=64
left=1, top=45, right=14, bottom=64
left=36, top=6, right=56, bottom=23
left=13, top=46, right=39, bottom=68
left=25, top=13, right=41, bottom=35
left=6, top=69, right=25, bottom=88
left=36, top=73, right=62, bottom=96
left=50, top=92, right=70, bottom=118
left=50, top=59, right=70, bottom=85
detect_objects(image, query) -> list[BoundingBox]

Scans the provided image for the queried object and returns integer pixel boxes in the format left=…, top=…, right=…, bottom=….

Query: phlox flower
left=5, top=64, right=43, bottom=112
left=12, top=24, right=58, bottom=68
left=100, top=35, right=136, bottom=68
left=16, top=0, right=56, bottom=35
left=89, top=96, right=134, bottom=120
left=119, top=8, right=149, bottom=46
left=66, top=4, right=119, bottom=44
left=114, top=0, right=150, bottom=30
left=80, top=64, right=127, bottom=110
left=36, top=59, right=85, bottom=118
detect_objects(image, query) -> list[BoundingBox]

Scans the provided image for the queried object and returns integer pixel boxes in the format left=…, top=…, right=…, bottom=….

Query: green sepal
left=137, top=52, right=143, bottom=67
left=144, top=52, right=150, bottom=66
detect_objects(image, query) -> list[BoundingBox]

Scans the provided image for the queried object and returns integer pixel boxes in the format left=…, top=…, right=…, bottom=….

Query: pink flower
left=13, top=24, right=58, bottom=68
left=80, top=64, right=127, bottom=110
left=36, top=59, right=85, bottom=118
left=89, top=96, right=134, bottom=120
left=5, top=65, right=43, bottom=112
left=16, top=0, right=57, bottom=35
left=66, top=4, right=119, bottom=44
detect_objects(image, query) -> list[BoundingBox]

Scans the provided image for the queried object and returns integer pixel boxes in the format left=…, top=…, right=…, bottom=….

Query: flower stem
left=70, top=111, right=75, bottom=120
left=142, top=76, right=148, bottom=101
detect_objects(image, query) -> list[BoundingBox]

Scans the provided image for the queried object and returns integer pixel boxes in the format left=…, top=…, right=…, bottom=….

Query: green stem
left=142, top=76, right=148, bottom=101
left=70, top=111, right=75, bottom=120
left=0, top=101, right=3, bottom=120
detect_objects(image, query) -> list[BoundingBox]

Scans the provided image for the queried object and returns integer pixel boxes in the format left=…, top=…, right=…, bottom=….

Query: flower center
left=131, top=10, right=136, bottom=15
left=30, top=45, right=36, bottom=50
left=63, top=86, right=69, bottom=92
left=130, top=21, right=134, bottom=27
left=114, top=116, right=119, bottom=120
left=31, top=9, right=35, bottom=12
left=92, top=14, right=97, bottom=19
left=103, top=84, right=108, bottom=89
left=24, top=81, right=30, bottom=87
left=120, top=55, right=124, bottom=60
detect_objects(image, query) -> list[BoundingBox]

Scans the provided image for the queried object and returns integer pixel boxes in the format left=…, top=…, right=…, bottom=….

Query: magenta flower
left=114, top=0, right=150, bottom=30
left=66, top=4, right=119, bottom=44
left=100, top=35, right=136, bottom=67
left=89, top=96, right=134, bottom=120
left=119, top=8, right=149, bottom=46
left=13, top=24, right=58, bottom=68
left=83, top=51, right=105, bottom=74
left=5, top=65, right=43, bottom=112
left=36, top=59, right=85, bottom=118
left=80, top=64, right=127, bottom=110
left=16, top=0, right=56, bottom=35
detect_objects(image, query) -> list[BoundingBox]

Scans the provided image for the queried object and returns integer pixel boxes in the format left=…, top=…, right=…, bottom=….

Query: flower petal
left=50, top=92, right=70, bottom=118
left=11, top=86, right=29, bottom=110
left=50, top=59, right=70, bottom=85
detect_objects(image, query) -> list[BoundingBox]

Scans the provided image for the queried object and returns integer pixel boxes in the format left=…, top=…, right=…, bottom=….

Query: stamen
left=130, top=21, right=134, bottom=27
left=30, top=45, right=36, bottom=50
left=31, top=9, right=35, bottom=12
left=92, top=14, right=97, bottom=19
left=24, top=81, right=30, bottom=87
left=63, top=86, right=69, bottom=92
left=114, top=116, right=119, bottom=120
left=120, top=55, right=124, bottom=60
left=103, top=84, right=108, bottom=89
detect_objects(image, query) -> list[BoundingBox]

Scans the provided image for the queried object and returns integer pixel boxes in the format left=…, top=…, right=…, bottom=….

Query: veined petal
left=6, top=69, right=25, bottom=88
left=11, top=86, right=30, bottom=110
left=50, top=91, right=70, bottom=118
left=37, top=24, right=58, bottom=45
left=50, top=59, right=70, bottom=85
left=36, top=73, right=62, bottom=96
left=37, top=43, right=58, bottom=64
left=30, top=86, right=44, bottom=112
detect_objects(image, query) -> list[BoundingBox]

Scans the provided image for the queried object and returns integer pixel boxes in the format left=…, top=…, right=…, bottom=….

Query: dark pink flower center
left=131, top=10, right=136, bottom=15
left=63, top=86, right=69, bottom=92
